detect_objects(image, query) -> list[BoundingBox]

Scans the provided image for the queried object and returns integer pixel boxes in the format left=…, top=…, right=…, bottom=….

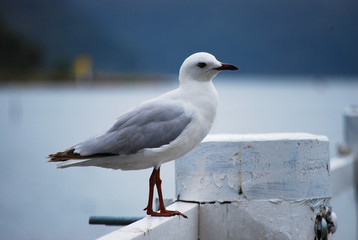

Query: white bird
left=49, top=52, right=238, bottom=218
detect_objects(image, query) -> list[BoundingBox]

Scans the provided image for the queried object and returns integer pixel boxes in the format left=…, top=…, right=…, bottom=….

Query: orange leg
left=144, top=167, right=187, bottom=218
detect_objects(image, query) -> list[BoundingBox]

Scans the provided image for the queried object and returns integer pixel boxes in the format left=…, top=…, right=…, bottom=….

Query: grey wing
left=73, top=102, right=192, bottom=156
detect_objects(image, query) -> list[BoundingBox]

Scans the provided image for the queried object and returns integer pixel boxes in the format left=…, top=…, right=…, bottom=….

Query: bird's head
left=179, top=52, right=238, bottom=83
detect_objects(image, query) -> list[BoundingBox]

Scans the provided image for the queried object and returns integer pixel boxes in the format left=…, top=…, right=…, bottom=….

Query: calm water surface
left=0, top=76, right=357, bottom=239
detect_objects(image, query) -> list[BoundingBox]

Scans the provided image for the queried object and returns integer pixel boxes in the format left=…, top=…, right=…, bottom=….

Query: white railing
left=97, top=107, right=358, bottom=240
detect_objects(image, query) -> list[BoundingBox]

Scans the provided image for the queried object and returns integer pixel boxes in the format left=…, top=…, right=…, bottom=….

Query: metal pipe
left=89, top=216, right=143, bottom=226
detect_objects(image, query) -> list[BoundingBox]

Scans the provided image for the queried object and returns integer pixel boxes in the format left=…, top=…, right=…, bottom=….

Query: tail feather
left=48, top=148, right=118, bottom=162
left=48, top=148, right=83, bottom=162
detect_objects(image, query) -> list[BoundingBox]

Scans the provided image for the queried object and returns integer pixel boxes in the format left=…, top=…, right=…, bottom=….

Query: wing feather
left=49, top=101, right=192, bottom=161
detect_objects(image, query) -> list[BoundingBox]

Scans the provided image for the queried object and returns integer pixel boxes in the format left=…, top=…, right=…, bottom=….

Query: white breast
left=148, top=80, right=218, bottom=166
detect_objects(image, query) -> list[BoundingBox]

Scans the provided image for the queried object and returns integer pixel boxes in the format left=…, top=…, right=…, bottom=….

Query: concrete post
left=344, top=105, right=358, bottom=156
left=344, top=105, right=358, bottom=235
left=176, top=133, right=331, bottom=240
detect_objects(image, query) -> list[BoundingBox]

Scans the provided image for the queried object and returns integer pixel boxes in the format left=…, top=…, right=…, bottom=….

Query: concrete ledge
left=330, top=155, right=355, bottom=197
left=97, top=202, right=198, bottom=240
left=204, top=133, right=328, bottom=142
left=176, top=133, right=331, bottom=202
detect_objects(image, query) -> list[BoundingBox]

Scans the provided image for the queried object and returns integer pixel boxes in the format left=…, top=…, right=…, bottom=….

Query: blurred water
left=0, top=76, right=357, bottom=239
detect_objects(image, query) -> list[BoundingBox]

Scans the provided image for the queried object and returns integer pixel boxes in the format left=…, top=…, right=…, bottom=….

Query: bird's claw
left=146, top=209, right=188, bottom=218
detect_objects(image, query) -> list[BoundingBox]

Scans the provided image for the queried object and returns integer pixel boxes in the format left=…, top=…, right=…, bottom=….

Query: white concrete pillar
left=176, top=133, right=331, bottom=240
left=344, top=105, right=358, bottom=235
left=344, top=105, right=358, bottom=155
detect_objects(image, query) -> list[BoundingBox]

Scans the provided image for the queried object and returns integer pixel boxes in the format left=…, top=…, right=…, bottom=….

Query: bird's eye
left=197, top=62, right=207, bottom=68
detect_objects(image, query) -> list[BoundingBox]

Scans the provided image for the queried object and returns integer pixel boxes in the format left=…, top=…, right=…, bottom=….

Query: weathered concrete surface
left=199, top=199, right=324, bottom=240
left=97, top=202, right=198, bottom=240
left=175, top=133, right=331, bottom=240
left=176, top=133, right=331, bottom=202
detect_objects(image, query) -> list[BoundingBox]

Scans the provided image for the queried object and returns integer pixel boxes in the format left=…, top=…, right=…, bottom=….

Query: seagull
left=49, top=52, right=238, bottom=218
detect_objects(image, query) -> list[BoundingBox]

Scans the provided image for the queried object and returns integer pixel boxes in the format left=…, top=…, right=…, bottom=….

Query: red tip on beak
left=215, top=63, right=239, bottom=71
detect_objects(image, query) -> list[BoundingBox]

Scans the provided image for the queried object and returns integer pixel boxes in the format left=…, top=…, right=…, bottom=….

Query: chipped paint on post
left=175, top=133, right=331, bottom=239
left=176, top=133, right=330, bottom=202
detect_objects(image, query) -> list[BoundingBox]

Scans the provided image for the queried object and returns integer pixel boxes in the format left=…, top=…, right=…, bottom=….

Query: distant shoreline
left=0, top=74, right=357, bottom=89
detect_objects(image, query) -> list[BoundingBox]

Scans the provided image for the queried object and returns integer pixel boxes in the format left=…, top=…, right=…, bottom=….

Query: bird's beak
left=214, top=63, right=239, bottom=71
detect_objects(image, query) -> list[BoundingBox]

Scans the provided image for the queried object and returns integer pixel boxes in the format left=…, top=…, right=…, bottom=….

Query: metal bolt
left=315, top=215, right=328, bottom=239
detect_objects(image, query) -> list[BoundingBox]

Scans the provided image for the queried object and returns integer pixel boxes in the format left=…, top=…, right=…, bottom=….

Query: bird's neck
left=178, top=79, right=218, bottom=115
left=179, top=79, right=217, bottom=96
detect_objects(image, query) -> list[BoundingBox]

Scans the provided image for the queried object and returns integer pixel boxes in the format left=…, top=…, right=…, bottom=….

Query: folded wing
left=49, top=101, right=192, bottom=161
